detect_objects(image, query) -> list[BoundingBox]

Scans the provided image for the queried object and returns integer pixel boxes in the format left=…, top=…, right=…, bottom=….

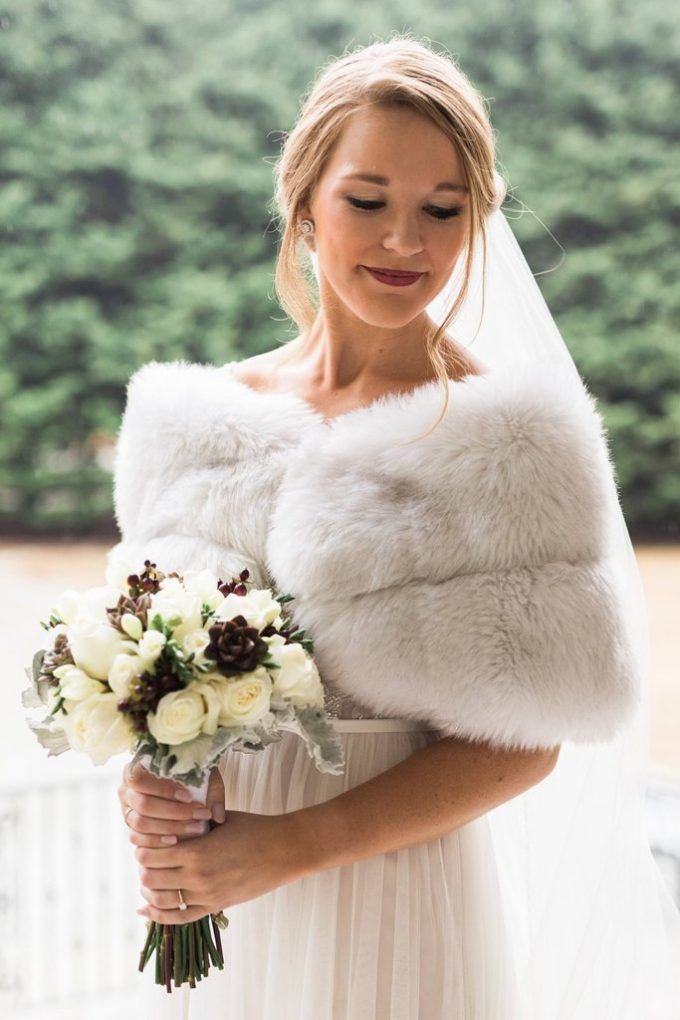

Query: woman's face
left=301, top=104, right=469, bottom=331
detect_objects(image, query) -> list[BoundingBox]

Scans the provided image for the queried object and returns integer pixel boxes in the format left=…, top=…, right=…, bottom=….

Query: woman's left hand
left=134, top=809, right=310, bottom=924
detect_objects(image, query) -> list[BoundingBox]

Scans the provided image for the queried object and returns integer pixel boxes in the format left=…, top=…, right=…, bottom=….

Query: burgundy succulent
left=204, top=613, right=269, bottom=677
left=106, top=590, right=153, bottom=633
left=39, top=631, right=75, bottom=687
left=115, top=658, right=184, bottom=736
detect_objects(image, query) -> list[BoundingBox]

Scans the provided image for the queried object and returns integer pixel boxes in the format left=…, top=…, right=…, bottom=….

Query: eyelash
left=345, top=197, right=462, bottom=220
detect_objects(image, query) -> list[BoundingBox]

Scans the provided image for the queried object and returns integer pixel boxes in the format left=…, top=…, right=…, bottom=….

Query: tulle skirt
left=140, top=719, right=527, bottom=1020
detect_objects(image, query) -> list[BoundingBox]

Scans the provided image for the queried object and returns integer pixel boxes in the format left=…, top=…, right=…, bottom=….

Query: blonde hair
left=269, top=33, right=507, bottom=440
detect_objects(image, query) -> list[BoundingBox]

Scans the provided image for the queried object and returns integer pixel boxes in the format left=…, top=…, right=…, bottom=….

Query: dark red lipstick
left=361, top=265, right=425, bottom=287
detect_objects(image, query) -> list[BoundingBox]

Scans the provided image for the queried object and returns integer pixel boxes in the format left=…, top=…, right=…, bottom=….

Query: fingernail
left=161, top=835, right=177, bottom=845
left=213, top=804, right=226, bottom=824
left=193, top=808, right=212, bottom=820
left=175, top=789, right=193, bottom=802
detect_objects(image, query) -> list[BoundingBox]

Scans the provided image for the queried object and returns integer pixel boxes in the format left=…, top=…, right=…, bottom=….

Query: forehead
left=322, top=104, right=465, bottom=186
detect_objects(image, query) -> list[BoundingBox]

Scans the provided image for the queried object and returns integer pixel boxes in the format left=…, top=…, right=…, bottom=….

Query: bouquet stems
left=138, top=912, right=229, bottom=991
left=135, top=763, right=229, bottom=991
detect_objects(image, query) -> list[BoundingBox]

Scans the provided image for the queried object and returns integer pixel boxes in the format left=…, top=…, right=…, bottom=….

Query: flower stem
left=163, top=924, right=173, bottom=992
left=211, top=914, right=224, bottom=961
left=138, top=920, right=156, bottom=972
left=188, top=918, right=197, bottom=987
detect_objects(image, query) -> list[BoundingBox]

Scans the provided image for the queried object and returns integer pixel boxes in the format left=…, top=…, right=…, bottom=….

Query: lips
left=361, top=266, right=425, bottom=287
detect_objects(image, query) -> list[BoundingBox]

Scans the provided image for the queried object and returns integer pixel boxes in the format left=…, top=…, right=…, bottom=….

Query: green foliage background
left=0, top=0, right=677, bottom=536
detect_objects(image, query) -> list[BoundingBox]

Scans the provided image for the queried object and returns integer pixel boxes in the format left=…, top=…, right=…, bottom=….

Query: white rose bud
left=53, top=664, right=106, bottom=702
left=268, top=638, right=324, bottom=709
left=217, top=667, right=272, bottom=725
left=137, top=629, right=167, bottom=664
left=147, top=688, right=208, bottom=745
left=214, top=588, right=281, bottom=631
left=61, top=693, right=136, bottom=765
left=68, top=615, right=137, bottom=681
left=120, top=613, right=143, bottom=641
left=108, top=652, right=147, bottom=699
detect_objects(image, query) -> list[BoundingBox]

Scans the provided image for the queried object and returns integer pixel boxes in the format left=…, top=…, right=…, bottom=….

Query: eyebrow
left=339, top=172, right=469, bottom=195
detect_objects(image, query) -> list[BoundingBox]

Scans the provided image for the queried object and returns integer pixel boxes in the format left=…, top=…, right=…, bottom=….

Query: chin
left=352, top=305, right=424, bottom=330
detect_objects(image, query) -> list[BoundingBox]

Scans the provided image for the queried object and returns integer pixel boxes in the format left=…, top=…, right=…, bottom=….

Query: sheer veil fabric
left=414, top=194, right=680, bottom=1017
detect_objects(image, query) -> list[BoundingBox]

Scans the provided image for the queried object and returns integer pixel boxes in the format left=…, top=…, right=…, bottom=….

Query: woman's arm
left=285, top=736, right=560, bottom=877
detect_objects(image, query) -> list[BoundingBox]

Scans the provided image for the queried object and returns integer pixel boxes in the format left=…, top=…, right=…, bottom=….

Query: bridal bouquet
left=22, top=556, right=345, bottom=991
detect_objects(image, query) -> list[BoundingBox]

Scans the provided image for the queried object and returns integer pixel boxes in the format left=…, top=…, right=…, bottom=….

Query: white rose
left=81, top=585, right=128, bottom=622
left=216, top=667, right=272, bottom=725
left=268, top=638, right=324, bottom=709
left=61, top=693, right=136, bottom=765
left=68, top=615, right=137, bottom=681
left=148, top=578, right=203, bottom=641
left=52, top=589, right=86, bottom=626
left=181, top=628, right=211, bottom=662
left=192, top=677, right=224, bottom=736
left=137, top=628, right=167, bottom=664
left=108, top=652, right=147, bottom=698
left=181, top=569, right=225, bottom=611
left=53, top=664, right=107, bottom=702
left=53, top=585, right=123, bottom=627
left=147, top=688, right=208, bottom=745
left=104, top=551, right=143, bottom=592
left=214, top=588, right=281, bottom=630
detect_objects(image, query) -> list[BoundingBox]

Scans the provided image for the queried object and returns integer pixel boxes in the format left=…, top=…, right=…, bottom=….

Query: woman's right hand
left=118, top=761, right=226, bottom=849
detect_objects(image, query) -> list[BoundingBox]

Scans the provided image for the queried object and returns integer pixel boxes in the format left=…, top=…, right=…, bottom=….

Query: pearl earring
left=299, top=219, right=314, bottom=235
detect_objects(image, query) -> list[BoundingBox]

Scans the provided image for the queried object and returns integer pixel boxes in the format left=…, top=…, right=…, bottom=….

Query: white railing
left=0, top=770, right=148, bottom=1019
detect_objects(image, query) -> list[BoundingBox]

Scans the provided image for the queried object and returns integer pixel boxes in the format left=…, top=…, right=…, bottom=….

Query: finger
left=138, top=865, right=186, bottom=892
left=206, top=767, right=226, bottom=824
left=134, top=841, right=196, bottom=869
left=127, top=829, right=179, bottom=849
left=125, top=808, right=209, bottom=838
left=140, top=885, right=199, bottom=910
left=127, top=761, right=193, bottom=802
left=137, top=903, right=211, bottom=925
left=127, top=789, right=213, bottom=823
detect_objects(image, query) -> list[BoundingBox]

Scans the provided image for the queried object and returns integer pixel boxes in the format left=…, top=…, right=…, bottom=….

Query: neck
left=278, top=314, right=453, bottom=395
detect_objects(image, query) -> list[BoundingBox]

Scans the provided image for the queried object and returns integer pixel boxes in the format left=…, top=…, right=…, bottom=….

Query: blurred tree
left=0, top=0, right=677, bottom=535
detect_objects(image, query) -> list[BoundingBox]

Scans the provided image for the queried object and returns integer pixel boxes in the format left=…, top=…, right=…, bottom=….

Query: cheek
left=430, top=234, right=466, bottom=281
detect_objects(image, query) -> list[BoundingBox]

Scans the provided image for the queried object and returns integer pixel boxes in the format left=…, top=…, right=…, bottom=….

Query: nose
left=381, top=214, right=426, bottom=257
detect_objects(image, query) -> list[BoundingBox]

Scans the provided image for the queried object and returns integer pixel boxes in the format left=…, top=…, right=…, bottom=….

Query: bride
left=112, top=35, right=680, bottom=1019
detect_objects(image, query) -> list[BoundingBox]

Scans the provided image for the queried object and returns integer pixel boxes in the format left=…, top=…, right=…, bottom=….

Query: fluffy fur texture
left=109, top=357, right=642, bottom=753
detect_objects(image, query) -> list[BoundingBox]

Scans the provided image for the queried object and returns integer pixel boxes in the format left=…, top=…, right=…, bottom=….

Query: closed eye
left=345, top=197, right=462, bottom=221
